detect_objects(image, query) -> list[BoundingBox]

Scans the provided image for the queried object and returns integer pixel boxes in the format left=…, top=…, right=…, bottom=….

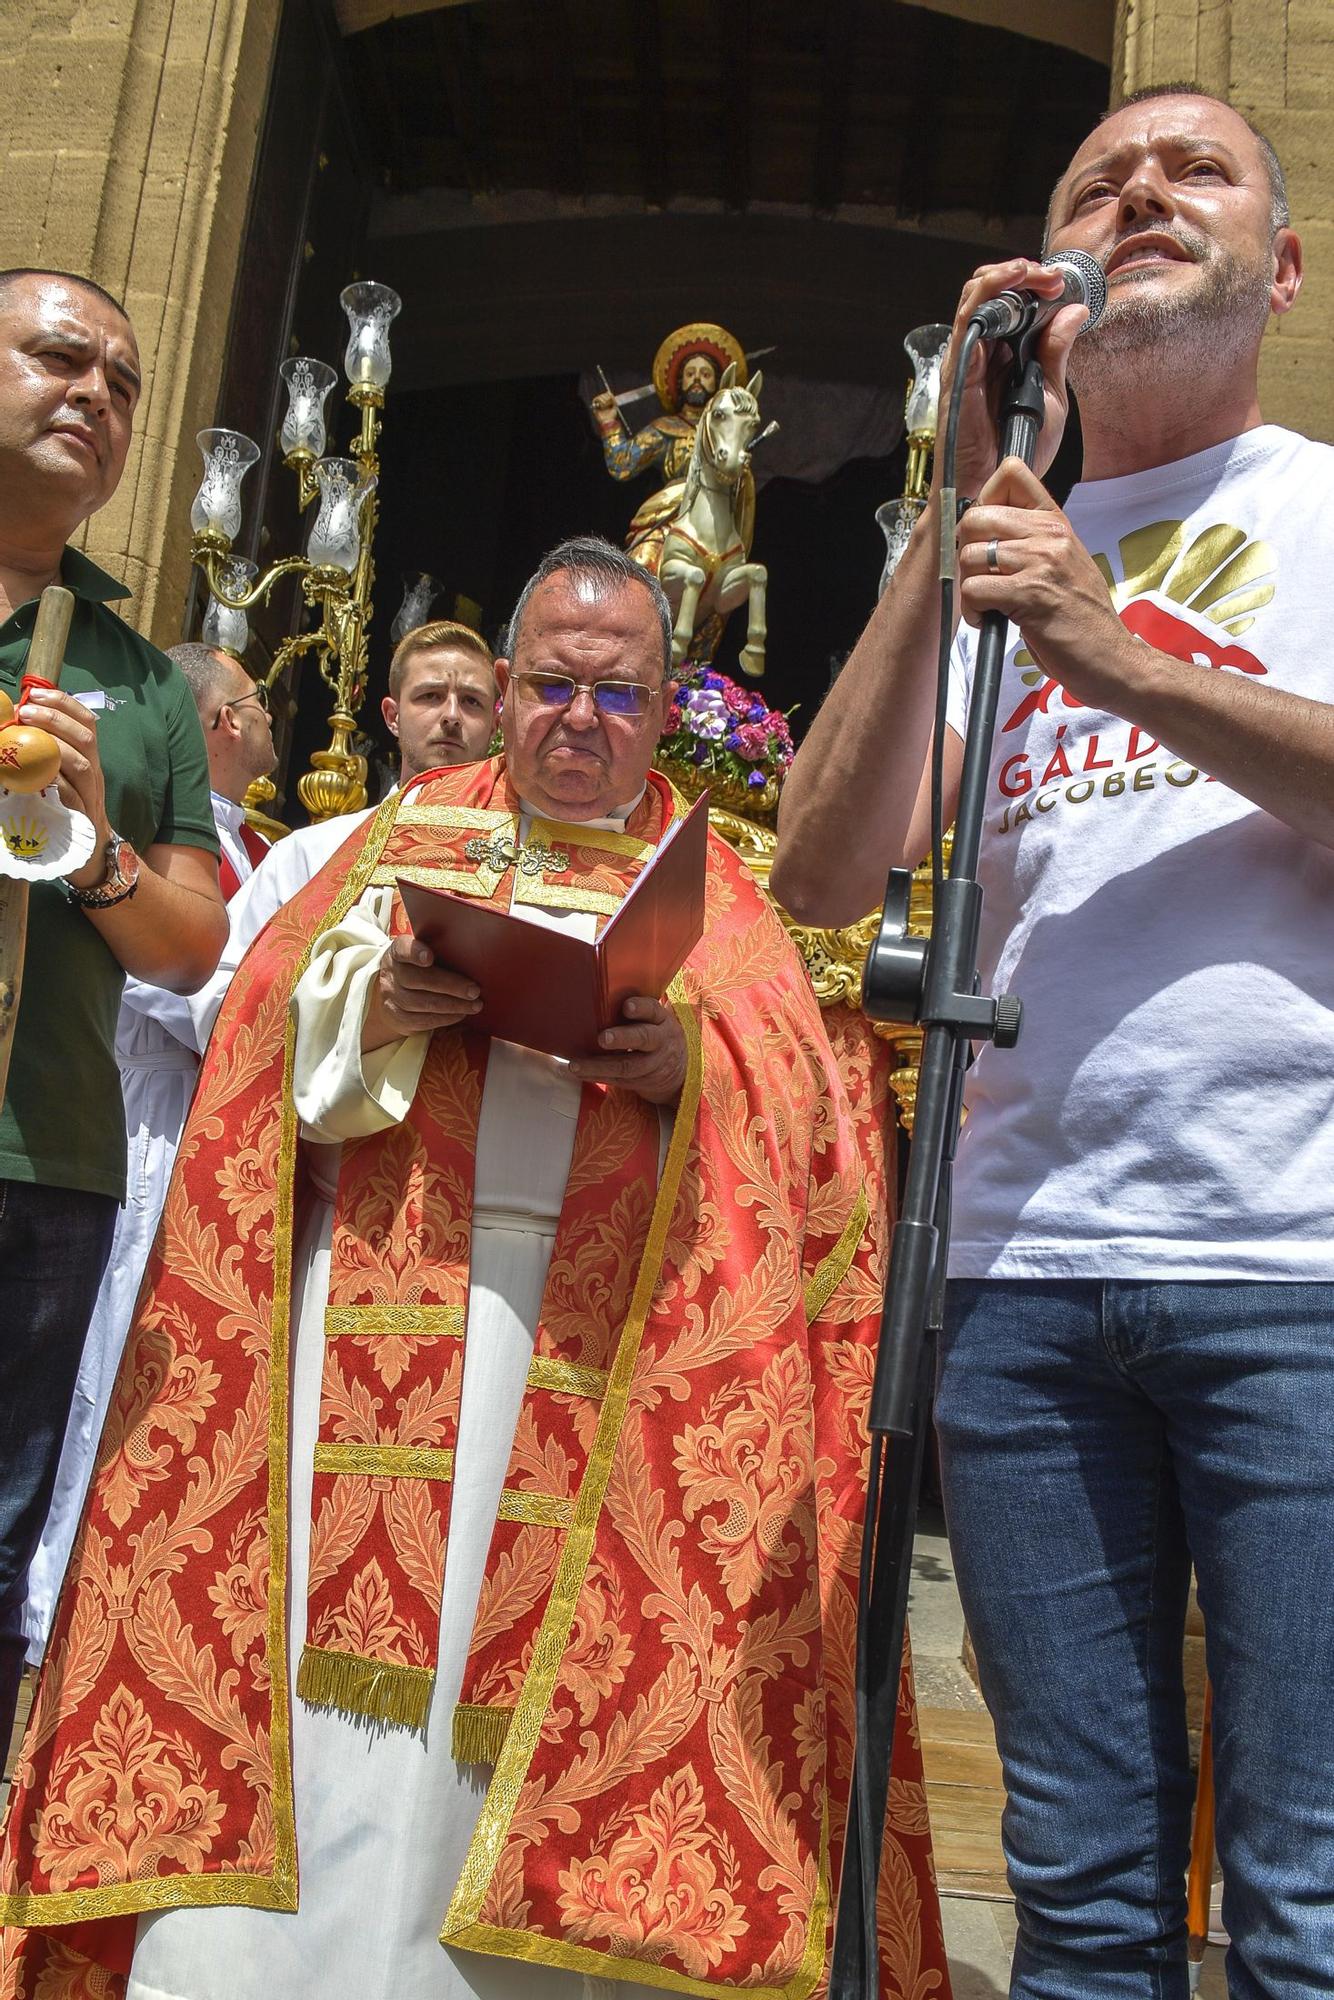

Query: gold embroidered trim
left=0, top=1869, right=298, bottom=1929
left=371, top=863, right=487, bottom=894
left=296, top=1643, right=434, bottom=1732
left=531, top=816, right=653, bottom=860
left=0, top=787, right=407, bottom=1929
left=525, top=1354, right=609, bottom=1400
left=394, top=805, right=512, bottom=832
left=452, top=1701, right=513, bottom=1765
left=313, top=1443, right=455, bottom=1480
left=441, top=974, right=702, bottom=1943
left=803, top=1184, right=872, bottom=1321
left=497, top=1489, right=575, bottom=1527
left=324, top=1303, right=465, bottom=1339
left=512, top=880, right=622, bottom=916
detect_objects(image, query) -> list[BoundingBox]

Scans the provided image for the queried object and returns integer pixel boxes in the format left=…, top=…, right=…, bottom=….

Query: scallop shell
left=0, top=785, right=98, bottom=881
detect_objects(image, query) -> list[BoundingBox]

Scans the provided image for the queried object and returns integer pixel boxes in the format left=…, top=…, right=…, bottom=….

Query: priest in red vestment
left=0, top=539, right=949, bottom=2000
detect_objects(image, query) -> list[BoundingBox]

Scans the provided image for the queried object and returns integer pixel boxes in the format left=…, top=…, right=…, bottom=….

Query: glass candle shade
left=390, top=571, right=443, bottom=644
left=307, top=457, right=377, bottom=573
left=340, top=281, right=402, bottom=391
left=876, top=496, right=923, bottom=599
left=902, top=323, right=951, bottom=440
left=202, top=557, right=258, bottom=656
left=190, top=428, right=260, bottom=541
left=279, top=356, right=338, bottom=458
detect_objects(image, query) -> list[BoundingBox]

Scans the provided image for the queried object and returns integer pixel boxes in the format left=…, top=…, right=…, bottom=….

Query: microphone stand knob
left=994, top=995, right=1023, bottom=1048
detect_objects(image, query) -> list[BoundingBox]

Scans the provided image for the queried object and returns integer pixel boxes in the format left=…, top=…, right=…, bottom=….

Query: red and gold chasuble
left=0, top=758, right=950, bottom=2000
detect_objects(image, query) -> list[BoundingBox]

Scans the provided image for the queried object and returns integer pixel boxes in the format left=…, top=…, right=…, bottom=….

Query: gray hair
left=166, top=640, right=243, bottom=721
left=505, top=535, right=673, bottom=679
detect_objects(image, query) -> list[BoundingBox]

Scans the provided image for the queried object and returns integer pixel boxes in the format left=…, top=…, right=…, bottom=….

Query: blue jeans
left=0, top=1178, right=117, bottom=1747
left=936, top=1279, right=1334, bottom=1999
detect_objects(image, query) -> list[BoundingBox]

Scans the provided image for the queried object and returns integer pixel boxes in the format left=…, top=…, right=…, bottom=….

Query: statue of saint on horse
left=590, top=323, right=776, bottom=676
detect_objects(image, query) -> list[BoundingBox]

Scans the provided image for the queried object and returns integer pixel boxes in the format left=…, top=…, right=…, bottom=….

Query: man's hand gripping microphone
left=968, top=248, right=1108, bottom=340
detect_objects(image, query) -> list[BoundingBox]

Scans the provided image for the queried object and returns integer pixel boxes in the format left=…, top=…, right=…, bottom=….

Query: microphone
left=968, top=249, right=1107, bottom=339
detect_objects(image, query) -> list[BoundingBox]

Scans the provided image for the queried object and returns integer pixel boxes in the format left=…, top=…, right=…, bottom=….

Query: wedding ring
left=986, top=538, right=1001, bottom=574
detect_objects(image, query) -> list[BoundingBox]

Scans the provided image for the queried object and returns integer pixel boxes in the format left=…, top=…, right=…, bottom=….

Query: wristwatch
left=68, top=830, right=141, bottom=908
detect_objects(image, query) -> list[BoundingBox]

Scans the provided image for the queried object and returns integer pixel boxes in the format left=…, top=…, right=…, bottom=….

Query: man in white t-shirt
left=774, top=85, right=1334, bottom=1998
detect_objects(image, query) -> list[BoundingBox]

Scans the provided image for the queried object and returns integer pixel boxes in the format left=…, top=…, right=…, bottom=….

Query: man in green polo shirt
left=0, top=268, right=227, bottom=1748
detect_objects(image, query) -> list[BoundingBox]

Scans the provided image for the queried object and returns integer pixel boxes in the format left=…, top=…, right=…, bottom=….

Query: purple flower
left=683, top=687, right=728, bottom=740
left=748, top=769, right=767, bottom=788
left=693, top=741, right=711, bottom=765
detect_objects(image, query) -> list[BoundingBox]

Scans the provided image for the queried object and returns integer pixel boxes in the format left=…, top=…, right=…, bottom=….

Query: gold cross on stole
left=463, top=830, right=570, bottom=879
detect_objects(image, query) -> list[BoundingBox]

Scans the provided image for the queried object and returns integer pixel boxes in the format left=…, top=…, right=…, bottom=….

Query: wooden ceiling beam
left=716, top=0, right=753, bottom=212
left=627, top=0, right=669, bottom=209
left=525, top=0, right=586, bottom=199
left=896, top=5, right=953, bottom=222
left=430, top=6, right=494, bottom=196
left=990, top=34, right=1039, bottom=227
left=361, top=21, right=412, bottom=189
left=812, top=0, right=857, bottom=217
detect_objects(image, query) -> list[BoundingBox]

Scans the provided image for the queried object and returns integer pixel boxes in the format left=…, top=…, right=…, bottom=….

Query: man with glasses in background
left=177, top=617, right=500, bottom=1056
left=0, top=536, right=947, bottom=2000
left=19, top=640, right=275, bottom=1664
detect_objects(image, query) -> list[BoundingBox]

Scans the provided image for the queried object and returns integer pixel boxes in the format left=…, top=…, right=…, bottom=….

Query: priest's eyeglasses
left=512, top=670, right=659, bottom=718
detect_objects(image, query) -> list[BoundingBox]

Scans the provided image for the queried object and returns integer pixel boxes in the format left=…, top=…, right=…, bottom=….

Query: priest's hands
left=362, top=935, right=483, bottom=1052
left=570, top=996, right=686, bottom=1105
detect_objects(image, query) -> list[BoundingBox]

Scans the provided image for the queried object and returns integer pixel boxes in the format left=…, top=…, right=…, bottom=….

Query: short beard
left=682, top=381, right=712, bottom=408
left=1070, top=236, right=1273, bottom=392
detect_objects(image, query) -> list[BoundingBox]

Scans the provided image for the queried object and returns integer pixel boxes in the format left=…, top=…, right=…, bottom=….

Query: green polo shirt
left=0, top=548, right=219, bottom=1200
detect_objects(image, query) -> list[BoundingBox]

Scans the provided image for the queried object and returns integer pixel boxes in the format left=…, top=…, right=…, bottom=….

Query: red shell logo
left=1118, top=599, right=1267, bottom=676
left=1002, top=591, right=1270, bottom=733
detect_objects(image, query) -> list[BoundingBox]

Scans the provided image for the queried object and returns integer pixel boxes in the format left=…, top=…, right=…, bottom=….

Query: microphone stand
left=831, top=327, right=1046, bottom=2000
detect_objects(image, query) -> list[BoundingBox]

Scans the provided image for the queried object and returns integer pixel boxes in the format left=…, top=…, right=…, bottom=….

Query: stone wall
left=1113, top=0, right=1334, bottom=442
left=0, top=0, right=281, bottom=641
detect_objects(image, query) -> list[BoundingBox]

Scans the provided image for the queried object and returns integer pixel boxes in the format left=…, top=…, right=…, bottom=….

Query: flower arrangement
left=656, top=669, right=794, bottom=822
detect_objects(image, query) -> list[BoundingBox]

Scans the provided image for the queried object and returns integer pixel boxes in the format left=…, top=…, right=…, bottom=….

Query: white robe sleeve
left=290, top=884, right=430, bottom=1141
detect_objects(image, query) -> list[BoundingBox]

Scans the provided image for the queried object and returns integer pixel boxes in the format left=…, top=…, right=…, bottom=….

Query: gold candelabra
left=875, top=321, right=950, bottom=597
left=188, top=281, right=402, bottom=823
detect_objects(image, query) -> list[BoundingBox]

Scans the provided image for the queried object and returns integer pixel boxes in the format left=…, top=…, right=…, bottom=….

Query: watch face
left=110, top=836, right=140, bottom=890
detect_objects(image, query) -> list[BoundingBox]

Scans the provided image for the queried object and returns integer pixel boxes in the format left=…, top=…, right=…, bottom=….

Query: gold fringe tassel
left=296, top=1643, right=434, bottom=1732
left=451, top=1701, right=513, bottom=1765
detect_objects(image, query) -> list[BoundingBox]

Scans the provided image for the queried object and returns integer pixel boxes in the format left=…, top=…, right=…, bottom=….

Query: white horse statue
left=646, top=363, right=774, bottom=678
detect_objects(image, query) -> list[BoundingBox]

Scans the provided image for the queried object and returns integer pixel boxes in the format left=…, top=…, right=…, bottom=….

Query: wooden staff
left=1187, top=1678, right=1216, bottom=1993
left=0, top=583, right=76, bottom=1107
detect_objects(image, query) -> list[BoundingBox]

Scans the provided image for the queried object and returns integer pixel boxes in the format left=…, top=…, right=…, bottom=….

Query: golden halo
left=652, top=323, right=747, bottom=411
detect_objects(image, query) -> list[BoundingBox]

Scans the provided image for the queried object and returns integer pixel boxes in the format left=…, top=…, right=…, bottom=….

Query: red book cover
left=398, top=792, right=708, bottom=1061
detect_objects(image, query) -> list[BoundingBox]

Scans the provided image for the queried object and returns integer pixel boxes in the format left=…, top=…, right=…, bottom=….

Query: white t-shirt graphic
left=945, top=425, right=1334, bottom=1280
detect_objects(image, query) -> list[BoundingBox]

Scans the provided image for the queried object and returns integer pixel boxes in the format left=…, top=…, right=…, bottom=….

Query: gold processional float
left=180, top=294, right=954, bottom=1128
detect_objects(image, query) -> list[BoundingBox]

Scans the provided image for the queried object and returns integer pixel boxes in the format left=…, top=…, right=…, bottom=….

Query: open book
left=398, top=792, right=708, bottom=1061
